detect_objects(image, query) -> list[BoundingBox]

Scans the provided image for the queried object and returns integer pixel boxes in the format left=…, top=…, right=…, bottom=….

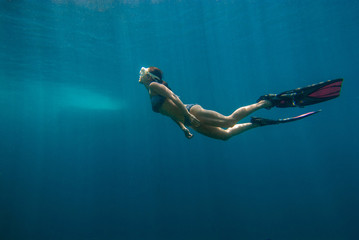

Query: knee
left=218, top=132, right=231, bottom=141
left=224, top=116, right=237, bottom=128
left=207, top=131, right=231, bottom=141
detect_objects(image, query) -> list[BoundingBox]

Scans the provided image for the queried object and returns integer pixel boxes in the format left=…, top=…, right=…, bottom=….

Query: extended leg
left=229, top=100, right=271, bottom=122
left=191, top=100, right=271, bottom=128
left=192, top=122, right=258, bottom=141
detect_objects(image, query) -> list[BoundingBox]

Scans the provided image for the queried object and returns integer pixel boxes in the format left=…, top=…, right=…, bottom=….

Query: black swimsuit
left=151, top=95, right=196, bottom=114
left=151, top=95, right=166, bottom=113
left=149, top=82, right=196, bottom=126
left=185, top=104, right=196, bottom=112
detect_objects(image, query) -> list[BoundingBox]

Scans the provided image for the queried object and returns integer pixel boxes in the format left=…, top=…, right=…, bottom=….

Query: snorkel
left=139, top=67, right=161, bottom=82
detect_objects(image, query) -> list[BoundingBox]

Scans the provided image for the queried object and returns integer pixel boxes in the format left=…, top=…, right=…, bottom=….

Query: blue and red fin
left=276, top=110, right=321, bottom=123
left=276, top=78, right=343, bottom=108
left=251, top=110, right=321, bottom=126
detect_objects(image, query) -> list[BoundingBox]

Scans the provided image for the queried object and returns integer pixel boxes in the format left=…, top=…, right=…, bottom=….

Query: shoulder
left=149, top=81, right=163, bottom=89
left=149, top=82, right=168, bottom=92
left=149, top=82, right=173, bottom=97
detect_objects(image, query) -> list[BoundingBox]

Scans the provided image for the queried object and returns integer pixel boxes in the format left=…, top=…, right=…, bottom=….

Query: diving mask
left=139, top=67, right=160, bottom=82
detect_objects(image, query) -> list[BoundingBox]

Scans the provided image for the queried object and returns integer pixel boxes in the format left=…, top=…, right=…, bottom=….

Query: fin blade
left=276, top=79, right=343, bottom=108
left=307, top=79, right=343, bottom=98
left=251, top=110, right=321, bottom=126
left=277, top=110, right=321, bottom=123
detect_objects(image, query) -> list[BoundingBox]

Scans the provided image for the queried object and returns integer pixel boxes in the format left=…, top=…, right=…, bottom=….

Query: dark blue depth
left=1, top=1, right=359, bottom=240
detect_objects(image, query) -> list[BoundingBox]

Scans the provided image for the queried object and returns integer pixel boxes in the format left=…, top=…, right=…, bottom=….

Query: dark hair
left=148, top=66, right=170, bottom=88
left=148, top=67, right=163, bottom=81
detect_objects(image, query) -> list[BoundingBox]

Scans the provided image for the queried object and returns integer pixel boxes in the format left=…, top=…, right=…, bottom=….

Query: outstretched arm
left=172, top=118, right=193, bottom=139
left=149, top=82, right=200, bottom=127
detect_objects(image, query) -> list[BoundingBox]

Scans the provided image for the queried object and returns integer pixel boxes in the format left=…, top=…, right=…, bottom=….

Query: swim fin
left=257, top=78, right=343, bottom=108
left=251, top=110, right=321, bottom=126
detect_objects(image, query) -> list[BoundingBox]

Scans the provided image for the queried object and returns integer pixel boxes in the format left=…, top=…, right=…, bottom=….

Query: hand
left=183, top=128, right=193, bottom=139
left=188, top=113, right=200, bottom=127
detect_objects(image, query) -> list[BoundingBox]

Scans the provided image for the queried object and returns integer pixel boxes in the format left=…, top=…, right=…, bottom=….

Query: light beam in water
left=0, top=80, right=125, bottom=114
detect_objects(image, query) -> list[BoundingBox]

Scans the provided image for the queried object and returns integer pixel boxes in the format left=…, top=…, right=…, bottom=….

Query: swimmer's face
left=139, top=73, right=151, bottom=85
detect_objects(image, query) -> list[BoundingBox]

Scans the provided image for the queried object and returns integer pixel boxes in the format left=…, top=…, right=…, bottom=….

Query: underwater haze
left=1, top=0, right=359, bottom=239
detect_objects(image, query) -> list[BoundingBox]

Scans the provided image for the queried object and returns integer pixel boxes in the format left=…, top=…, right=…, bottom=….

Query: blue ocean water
left=1, top=0, right=359, bottom=239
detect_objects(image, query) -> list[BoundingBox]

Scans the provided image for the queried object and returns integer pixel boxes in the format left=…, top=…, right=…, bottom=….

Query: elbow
left=171, top=93, right=179, bottom=101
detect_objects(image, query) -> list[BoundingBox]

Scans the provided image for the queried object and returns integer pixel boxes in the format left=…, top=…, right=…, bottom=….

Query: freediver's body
left=139, top=67, right=272, bottom=140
